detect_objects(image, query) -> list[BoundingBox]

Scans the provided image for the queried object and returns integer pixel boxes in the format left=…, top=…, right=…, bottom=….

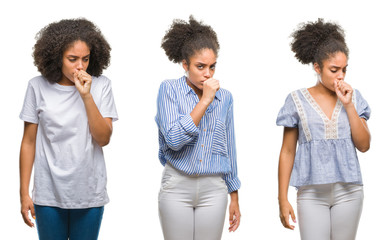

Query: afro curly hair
left=33, top=18, right=111, bottom=83
left=290, top=18, right=348, bottom=68
left=161, top=15, right=219, bottom=64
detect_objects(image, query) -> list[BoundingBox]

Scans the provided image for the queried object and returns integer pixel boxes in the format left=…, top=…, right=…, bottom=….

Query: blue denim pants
left=34, top=205, right=104, bottom=240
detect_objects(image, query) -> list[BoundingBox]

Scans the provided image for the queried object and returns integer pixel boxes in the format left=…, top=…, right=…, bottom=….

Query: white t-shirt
left=20, top=75, right=118, bottom=209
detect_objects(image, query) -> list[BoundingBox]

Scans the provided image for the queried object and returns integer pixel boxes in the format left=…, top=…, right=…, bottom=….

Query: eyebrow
left=195, top=61, right=217, bottom=65
left=330, top=64, right=348, bottom=68
left=67, top=54, right=90, bottom=58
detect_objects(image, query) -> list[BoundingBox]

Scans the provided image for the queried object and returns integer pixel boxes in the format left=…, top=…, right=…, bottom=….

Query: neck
left=58, top=75, right=75, bottom=86
left=313, top=80, right=336, bottom=97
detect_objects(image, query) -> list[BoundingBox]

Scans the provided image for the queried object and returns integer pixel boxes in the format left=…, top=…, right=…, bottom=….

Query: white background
left=1, top=0, right=387, bottom=239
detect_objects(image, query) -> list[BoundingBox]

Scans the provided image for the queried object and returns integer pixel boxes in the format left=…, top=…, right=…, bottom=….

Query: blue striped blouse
left=155, top=76, right=241, bottom=193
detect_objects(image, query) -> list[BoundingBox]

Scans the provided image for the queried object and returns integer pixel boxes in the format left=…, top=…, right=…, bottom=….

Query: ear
left=182, top=59, right=189, bottom=72
left=313, top=62, right=321, bottom=75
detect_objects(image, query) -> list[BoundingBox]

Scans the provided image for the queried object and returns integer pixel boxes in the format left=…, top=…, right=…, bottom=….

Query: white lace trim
left=291, top=91, right=312, bottom=142
left=301, top=88, right=342, bottom=139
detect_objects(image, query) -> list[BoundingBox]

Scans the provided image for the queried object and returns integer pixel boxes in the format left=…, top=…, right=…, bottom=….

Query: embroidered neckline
left=301, top=88, right=342, bottom=139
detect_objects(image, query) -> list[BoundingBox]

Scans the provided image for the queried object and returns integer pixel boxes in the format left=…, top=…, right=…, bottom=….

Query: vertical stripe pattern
left=155, top=76, right=241, bottom=193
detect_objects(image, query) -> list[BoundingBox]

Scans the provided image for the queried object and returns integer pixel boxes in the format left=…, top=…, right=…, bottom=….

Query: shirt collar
left=179, top=75, right=221, bottom=101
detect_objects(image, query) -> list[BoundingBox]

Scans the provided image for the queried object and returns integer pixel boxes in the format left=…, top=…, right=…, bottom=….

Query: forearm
left=190, top=99, right=210, bottom=126
left=19, top=141, right=35, bottom=198
left=230, top=190, right=239, bottom=203
left=158, top=112, right=201, bottom=151
left=82, top=94, right=112, bottom=146
left=278, top=151, right=295, bottom=202
left=344, top=105, right=370, bottom=152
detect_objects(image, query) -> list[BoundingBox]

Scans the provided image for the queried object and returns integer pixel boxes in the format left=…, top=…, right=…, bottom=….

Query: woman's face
left=60, top=40, right=90, bottom=85
left=183, top=48, right=217, bottom=92
left=314, top=51, right=348, bottom=92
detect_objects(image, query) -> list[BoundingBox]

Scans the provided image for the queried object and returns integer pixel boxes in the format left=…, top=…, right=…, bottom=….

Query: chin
left=327, top=86, right=336, bottom=93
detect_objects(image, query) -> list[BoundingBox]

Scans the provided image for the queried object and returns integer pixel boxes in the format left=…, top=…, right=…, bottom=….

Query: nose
left=337, top=70, right=345, bottom=80
left=204, top=68, right=211, bottom=78
left=76, top=60, right=84, bottom=70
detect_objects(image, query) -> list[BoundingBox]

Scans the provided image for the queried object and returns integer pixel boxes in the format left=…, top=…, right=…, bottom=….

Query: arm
left=335, top=81, right=370, bottom=152
left=278, top=127, right=298, bottom=230
left=19, top=122, right=38, bottom=227
left=223, top=98, right=241, bottom=232
left=74, top=71, right=112, bottom=147
left=344, top=107, right=370, bottom=152
left=156, top=81, right=199, bottom=151
left=229, top=191, right=240, bottom=232
left=190, top=78, right=220, bottom=126
left=81, top=94, right=113, bottom=147
left=156, top=79, right=219, bottom=151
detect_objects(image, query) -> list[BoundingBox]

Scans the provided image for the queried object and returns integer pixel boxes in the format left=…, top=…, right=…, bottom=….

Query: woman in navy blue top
left=156, top=16, right=241, bottom=240
left=277, top=19, right=371, bottom=240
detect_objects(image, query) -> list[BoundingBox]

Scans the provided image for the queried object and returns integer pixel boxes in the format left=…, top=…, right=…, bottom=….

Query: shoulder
left=28, top=75, right=48, bottom=86
left=217, top=88, right=233, bottom=104
left=283, top=89, right=303, bottom=103
left=353, top=88, right=364, bottom=98
left=26, top=75, right=52, bottom=92
left=353, top=88, right=370, bottom=107
left=92, top=75, right=112, bottom=85
left=218, top=88, right=232, bottom=96
left=91, top=75, right=114, bottom=93
left=160, top=76, right=185, bottom=88
left=353, top=88, right=369, bottom=104
left=278, top=89, right=305, bottom=111
left=158, top=76, right=187, bottom=95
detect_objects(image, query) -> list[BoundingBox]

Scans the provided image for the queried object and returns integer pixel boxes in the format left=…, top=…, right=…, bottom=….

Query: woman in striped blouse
left=155, top=16, right=241, bottom=240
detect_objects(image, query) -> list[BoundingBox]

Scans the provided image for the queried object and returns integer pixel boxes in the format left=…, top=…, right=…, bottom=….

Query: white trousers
left=297, top=183, right=364, bottom=240
left=158, top=163, right=228, bottom=240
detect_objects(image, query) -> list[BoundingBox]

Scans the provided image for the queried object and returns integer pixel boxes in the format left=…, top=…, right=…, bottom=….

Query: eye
left=210, top=64, right=216, bottom=70
left=343, top=68, right=347, bottom=73
left=330, top=69, right=337, bottom=73
left=197, top=65, right=204, bottom=70
left=68, top=58, right=76, bottom=62
left=83, top=58, right=89, bottom=62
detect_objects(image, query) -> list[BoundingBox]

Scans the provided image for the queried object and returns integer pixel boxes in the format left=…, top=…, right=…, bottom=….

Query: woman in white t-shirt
left=19, top=18, right=118, bottom=240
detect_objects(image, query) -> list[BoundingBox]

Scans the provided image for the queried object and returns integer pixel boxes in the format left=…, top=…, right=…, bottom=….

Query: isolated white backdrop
left=1, top=0, right=387, bottom=239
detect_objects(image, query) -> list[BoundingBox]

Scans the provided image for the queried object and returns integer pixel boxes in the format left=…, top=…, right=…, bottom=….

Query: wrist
left=343, top=102, right=356, bottom=112
left=230, top=191, right=239, bottom=202
left=199, top=98, right=212, bottom=107
left=278, top=196, right=289, bottom=203
left=81, top=93, right=93, bottom=101
left=20, top=191, right=30, bottom=199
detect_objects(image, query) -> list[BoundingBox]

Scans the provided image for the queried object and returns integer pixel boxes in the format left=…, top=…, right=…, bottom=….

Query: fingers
left=279, top=202, right=296, bottom=230
left=73, top=72, right=82, bottom=87
left=291, top=209, right=296, bottom=224
left=280, top=212, right=295, bottom=230
left=21, top=207, right=35, bottom=228
left=228, top=204, right=241, bottom=232
left=334, top=80, right=353, bottom=106
left=336, top=80, right=352, bottom=95
left=73, top=70, right=92, bottom=96
left=229, top=211, right=241, bottom=232
left=31, top=205, right=36, bottom=221
left=75, top=70, right=92, bottom=86
left=201, top=78, right=219, bottom=104
left=204, top=78, right=219, bottom=90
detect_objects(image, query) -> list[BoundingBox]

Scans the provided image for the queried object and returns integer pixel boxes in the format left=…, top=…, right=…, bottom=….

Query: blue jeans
left=34, top=205, right=104, bottom=240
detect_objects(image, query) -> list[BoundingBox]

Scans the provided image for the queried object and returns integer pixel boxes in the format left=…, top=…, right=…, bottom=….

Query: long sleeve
left=156, top=80, right=200, bottom=151
left=222, top=97, right=241, bottom=193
